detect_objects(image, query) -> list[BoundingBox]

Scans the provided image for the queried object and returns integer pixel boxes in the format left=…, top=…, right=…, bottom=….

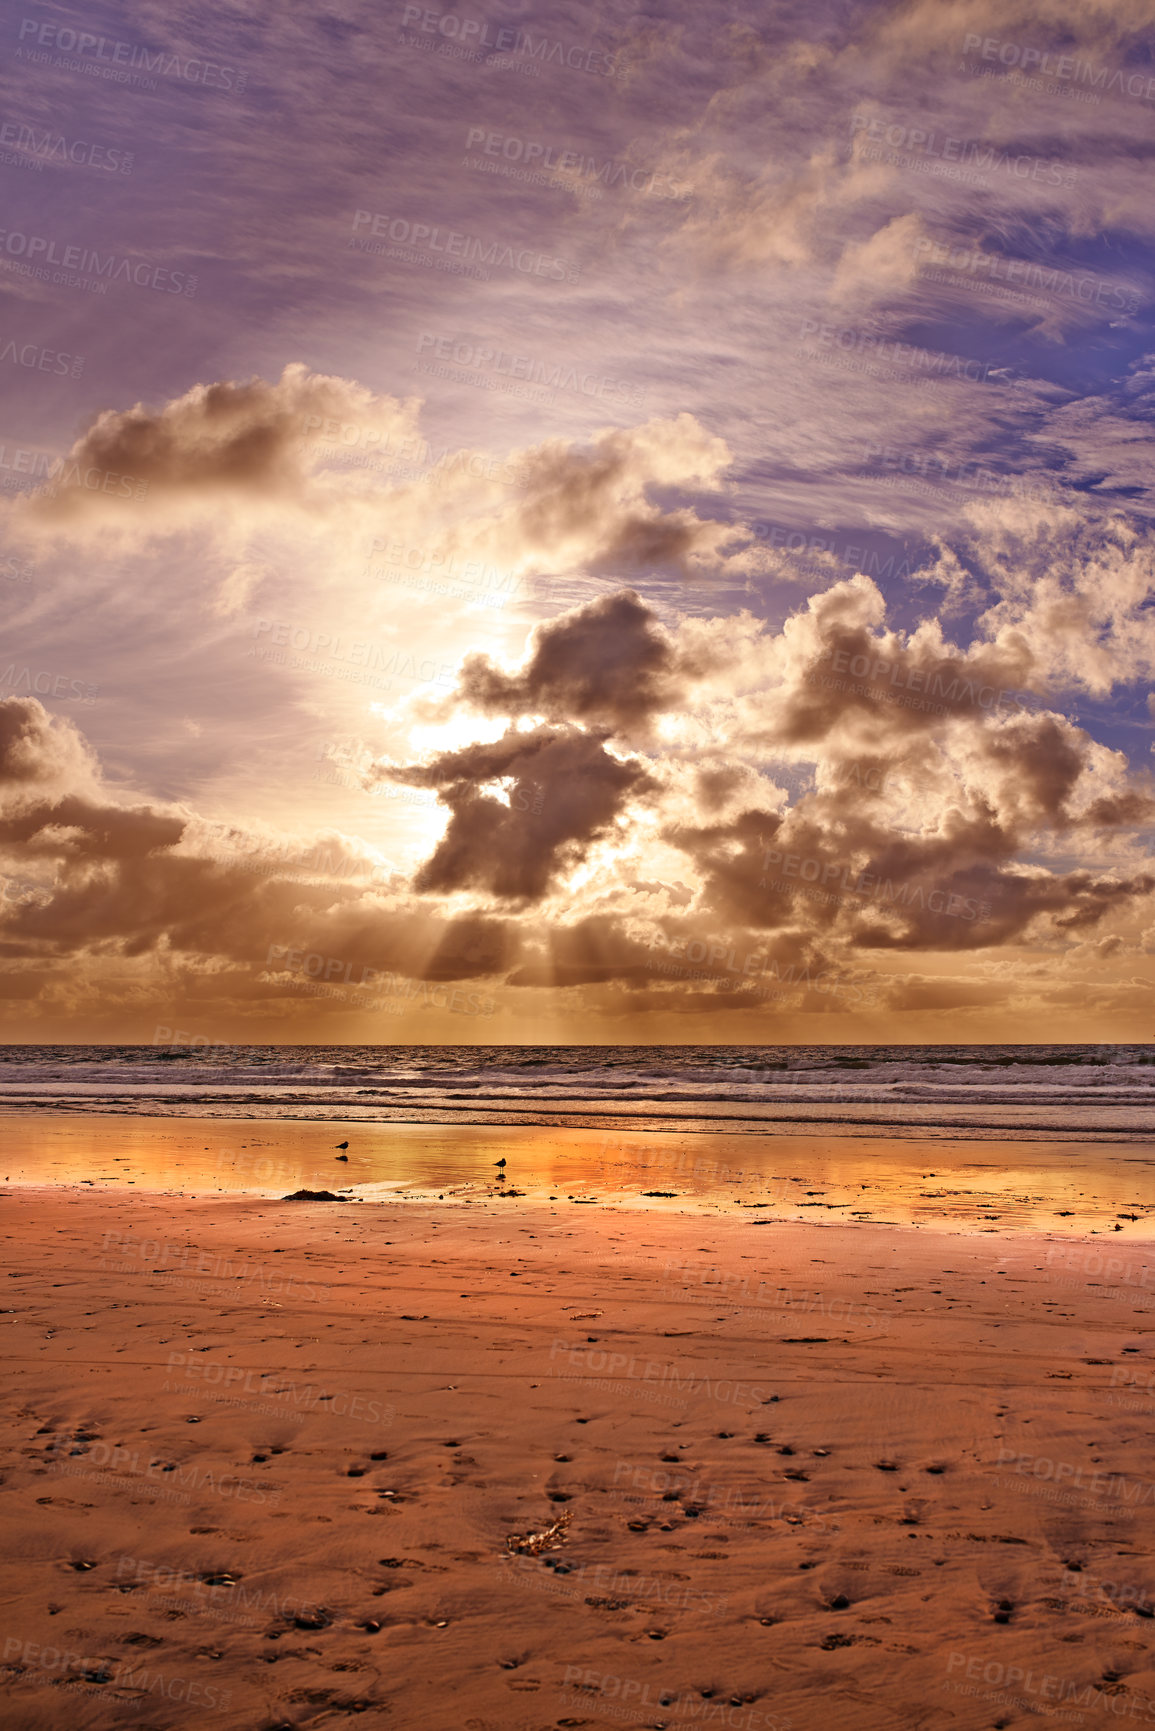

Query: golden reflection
left=3, top=1115, right=1153, bottom=1237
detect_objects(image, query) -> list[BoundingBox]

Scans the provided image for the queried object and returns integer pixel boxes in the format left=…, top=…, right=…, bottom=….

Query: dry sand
left=2, top=1180, right=1154, bottom=1730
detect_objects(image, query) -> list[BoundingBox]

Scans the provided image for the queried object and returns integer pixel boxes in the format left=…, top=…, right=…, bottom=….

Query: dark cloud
left=507, top=913, right=665, bottom=988
left=24, top=366, right=413, bottom=520
left=0, top=795, right=186, bottom=861
left=662, top=808, right=786, bottom=929
left=0, top=701, right=513, bottom=1006
left=879, top=976, right=1008, bottom=1013
left=0, top=698, right=95, bottom=789
left=451, top=589, right=700, bottom=732
left=510, top=416, right=735, bottom=583
left=383, top=724, right=657, bottom=904
left=694, top=762, right=752, bottom=815
left=775, top=600, right=1036, bottom=749
left=974, top=715, right=1155, bottom=831
left=661, top=704, right=1155, bottom=954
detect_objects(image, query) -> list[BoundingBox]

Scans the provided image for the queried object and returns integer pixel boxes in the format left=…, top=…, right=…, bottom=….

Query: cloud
left=17, top=364, right=421, bottom=530
left=964, top=503, right=1155, bottom=693
left=830, top=212, right=930, bottom=305
left=377, top=724, right=657, bottom=904
left=10, top=373, right=757, bottom=618
left=366, top=561, right=1155, bottom=975
left=661, top=135, right=897, bottom=278
left=448, top=589, right=709, bottom=732
left=4, top=487, right=1154, bottom=1034
left=0, top=698, right=97, bottom=793
left=868, top=0, right=1155, bottom=64
left=733, top=572, right=1035, bottom=752
left=453, top=412, right=742, bottom=586
left=0, top=698, right=515, bottom=1019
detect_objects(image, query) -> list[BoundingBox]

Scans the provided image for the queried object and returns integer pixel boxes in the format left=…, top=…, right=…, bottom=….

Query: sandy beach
left=2, top=1175, right=1154, bottom=1730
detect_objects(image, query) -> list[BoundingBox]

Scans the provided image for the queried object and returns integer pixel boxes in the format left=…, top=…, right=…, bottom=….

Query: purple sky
left=1, top=0, right=1154, bottom=1043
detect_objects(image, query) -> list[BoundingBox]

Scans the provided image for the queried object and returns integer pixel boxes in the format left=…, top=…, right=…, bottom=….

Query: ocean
left=0, top=1043, right=1151, bottom=1139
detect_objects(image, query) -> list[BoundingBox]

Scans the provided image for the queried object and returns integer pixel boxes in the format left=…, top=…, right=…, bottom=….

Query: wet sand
left=4, top=1113, right=1155, bottom=1235
left=2, top=1177, right=1155, bottom=1729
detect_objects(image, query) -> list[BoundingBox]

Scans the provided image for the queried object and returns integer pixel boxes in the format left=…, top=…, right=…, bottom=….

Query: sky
left=1, top=0, right=1154, bottom=1045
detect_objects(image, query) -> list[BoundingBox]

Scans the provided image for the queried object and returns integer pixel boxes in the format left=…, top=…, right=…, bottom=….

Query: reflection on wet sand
left=4, top=1114, right=1153, bottom=1237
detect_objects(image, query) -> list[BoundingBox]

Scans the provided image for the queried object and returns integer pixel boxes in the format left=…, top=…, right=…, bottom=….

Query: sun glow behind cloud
left=0, top=0, right=1152, bottom=1039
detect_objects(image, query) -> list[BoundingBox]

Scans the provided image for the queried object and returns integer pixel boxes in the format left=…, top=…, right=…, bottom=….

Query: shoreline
left=3, top=1100, right=1151, bottom=1139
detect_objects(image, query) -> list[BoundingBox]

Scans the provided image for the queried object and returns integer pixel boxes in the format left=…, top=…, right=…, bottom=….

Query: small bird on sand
left=495, top=1158, right=507, bottom=1171
left=335, top=1140, right=349, bottom=1149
